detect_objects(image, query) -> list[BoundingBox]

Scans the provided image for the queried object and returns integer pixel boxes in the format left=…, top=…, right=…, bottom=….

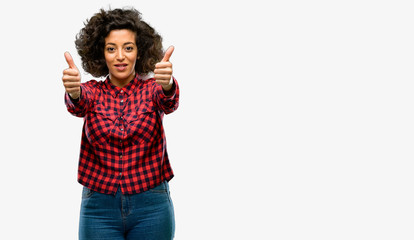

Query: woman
left=61, top=8, right=179, bottom=239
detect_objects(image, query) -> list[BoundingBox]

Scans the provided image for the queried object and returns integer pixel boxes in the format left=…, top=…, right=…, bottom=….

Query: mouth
left=114, top=63, right=128, bottom=71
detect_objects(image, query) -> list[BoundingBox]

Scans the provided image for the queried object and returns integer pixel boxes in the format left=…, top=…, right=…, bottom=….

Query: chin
left=112, top=72, right=135, bottom=81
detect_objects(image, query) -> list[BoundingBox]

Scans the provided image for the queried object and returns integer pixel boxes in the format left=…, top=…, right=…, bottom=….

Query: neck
left=109, top=72, right=136, bottom=88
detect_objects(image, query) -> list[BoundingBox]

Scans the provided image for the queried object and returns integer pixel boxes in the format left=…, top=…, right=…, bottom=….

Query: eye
left=106, top=47, right=115, bottom=52
left=125, top=46, right=134, bottom=51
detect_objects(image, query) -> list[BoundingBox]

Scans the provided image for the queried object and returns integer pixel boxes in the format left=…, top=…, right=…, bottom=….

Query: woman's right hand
left=62, top=52, right=81, bottom=99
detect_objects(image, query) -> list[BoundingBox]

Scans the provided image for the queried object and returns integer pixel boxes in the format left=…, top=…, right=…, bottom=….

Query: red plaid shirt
left=65, top=74, right=179, bottom=195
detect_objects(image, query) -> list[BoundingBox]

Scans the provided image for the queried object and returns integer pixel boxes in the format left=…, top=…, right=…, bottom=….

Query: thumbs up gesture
left=154, top=46, right=174, bottom=92
left=62, top=52, right=81, bottom=99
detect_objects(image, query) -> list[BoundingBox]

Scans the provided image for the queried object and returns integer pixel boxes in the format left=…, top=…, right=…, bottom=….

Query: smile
left=114, top=63, right=128, bottom=71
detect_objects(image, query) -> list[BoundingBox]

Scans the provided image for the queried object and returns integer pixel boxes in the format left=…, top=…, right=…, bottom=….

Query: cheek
left=104, top=54, right=112, bottom=66
left=130, top=52, right=138, bottom=61
left=129, top=54, right=138, bottom=66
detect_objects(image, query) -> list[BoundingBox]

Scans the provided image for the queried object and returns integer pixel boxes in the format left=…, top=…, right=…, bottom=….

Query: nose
left=116, top=50, right=125, bottom=61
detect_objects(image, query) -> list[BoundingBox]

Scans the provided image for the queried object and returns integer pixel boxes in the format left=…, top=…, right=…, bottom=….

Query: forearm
left=65, top=85, right=91, bottom=117
left=154, top=77, right=179, bottom=114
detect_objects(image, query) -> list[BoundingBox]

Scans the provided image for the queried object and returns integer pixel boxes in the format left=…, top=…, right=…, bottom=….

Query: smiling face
left=104, top=29, right=138, bottom=87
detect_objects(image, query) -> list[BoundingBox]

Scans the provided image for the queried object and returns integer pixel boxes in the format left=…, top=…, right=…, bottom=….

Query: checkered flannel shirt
left=65, top=74, right=179, bottom=195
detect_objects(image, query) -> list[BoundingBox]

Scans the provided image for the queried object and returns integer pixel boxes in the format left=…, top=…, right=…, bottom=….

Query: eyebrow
left=105, top=42, right=136, bottom=46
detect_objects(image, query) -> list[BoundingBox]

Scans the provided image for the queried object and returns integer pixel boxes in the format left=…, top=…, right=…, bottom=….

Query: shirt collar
left=138, top=72, right=154, bottom=81
left=104, top=73, right=153, bottom=98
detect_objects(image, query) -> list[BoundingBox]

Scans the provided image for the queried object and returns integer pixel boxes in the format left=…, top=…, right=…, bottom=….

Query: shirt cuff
left=65, top=86, right=85, bottom=108
left=158, top=77, right=177, bottom=98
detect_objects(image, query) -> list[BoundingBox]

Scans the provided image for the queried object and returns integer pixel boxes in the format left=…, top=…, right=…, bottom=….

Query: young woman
left=61, top=8, right=179, bottom=239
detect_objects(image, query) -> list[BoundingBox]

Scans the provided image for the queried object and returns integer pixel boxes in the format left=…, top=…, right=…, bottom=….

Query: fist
left=62, top=52, right=81, bottom=99
left=154, top=46, right=174, bottom=92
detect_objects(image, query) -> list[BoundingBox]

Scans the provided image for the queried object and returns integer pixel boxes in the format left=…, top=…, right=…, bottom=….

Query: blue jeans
left=79, top=181, right=175, bottom=240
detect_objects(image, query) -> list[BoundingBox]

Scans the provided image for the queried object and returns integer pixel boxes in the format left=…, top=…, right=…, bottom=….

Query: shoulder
left=81, top=79, right=105, bottom=89
left=137, top=73, right=156, bottom=90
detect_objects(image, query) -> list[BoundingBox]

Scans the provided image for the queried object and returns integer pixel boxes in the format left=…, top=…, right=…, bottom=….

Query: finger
left=63, top=80, right=81, bottom=87
left=64, top=85, right=81, bottom=91
left=155, top=62, right=172, bottom=69
left=154, top=74, right=172, bottom=80
left=62, top=75, right=80, bottom=82
left=161, top=46, right=174, bottom=62
left=154, top=68, right=172, bottom=74
left=66, top=88, right=81, bottom=94
left=155, top=79, right=170, bottom=86
left=63, top=68, right=79, bottom=76
left=64, top=51, right=77, bottom=69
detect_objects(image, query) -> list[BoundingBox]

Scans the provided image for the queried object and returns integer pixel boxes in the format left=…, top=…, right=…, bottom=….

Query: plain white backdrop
left=1, top=0, right=413, bottom=239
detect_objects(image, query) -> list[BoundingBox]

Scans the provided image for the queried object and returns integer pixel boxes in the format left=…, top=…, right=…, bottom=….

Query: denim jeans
left=79, top=181, right=175, bottom=240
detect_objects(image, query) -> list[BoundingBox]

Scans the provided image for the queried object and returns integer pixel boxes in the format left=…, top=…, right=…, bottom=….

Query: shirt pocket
left=125, top=100, right=158, bottom=145
left=85, top=103, right=116, bottom=147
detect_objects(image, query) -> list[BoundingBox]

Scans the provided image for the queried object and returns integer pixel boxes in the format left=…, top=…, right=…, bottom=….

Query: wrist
left=161, top=76, right=173, bottom=91
left=69, top=91, right=80, bottom=100
left=162, top=82, right=175, bottom=96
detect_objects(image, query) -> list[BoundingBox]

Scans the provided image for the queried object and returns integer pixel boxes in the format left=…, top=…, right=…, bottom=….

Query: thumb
left=64, top=51, right=77, bottom=69
left=161, top=46, right=174, bottom=62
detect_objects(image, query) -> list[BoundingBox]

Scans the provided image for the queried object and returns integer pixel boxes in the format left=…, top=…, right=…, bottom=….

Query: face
left=104, top=29, right=138, bottom=86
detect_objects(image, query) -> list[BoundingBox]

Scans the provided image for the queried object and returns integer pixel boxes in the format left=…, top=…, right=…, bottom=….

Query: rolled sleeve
left=153, top=77, right=180, bottom=114
left=64, top=81, right=96, bottom=117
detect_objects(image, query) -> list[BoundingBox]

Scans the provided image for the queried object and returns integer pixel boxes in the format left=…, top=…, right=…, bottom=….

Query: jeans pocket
left=82, top=186, right=94, bottom=199
left=148, top=181, right=168, bottom=194
left=149, top=189, right=167, bottom=194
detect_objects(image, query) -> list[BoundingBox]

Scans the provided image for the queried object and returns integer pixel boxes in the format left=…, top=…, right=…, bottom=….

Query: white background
left=1, top=0, right=413, bottom=239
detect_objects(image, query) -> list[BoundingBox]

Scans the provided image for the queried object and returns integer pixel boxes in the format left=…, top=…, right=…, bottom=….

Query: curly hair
left=75, top=8, right=164, bottom=77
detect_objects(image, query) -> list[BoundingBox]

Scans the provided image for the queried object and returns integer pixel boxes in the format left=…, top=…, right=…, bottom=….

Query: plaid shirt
left=65, top=74, right=179, bottom=195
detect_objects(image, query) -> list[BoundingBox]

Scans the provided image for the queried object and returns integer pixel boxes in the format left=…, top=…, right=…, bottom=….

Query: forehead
left=105, top=29, right=136, bottom=44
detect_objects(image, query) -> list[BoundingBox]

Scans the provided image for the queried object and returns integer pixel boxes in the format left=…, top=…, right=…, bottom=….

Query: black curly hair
left=75, top=7, right=164, bottom=77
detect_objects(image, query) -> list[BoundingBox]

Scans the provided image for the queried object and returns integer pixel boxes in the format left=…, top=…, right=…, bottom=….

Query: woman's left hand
left=154, top=46, right=174, bottom=92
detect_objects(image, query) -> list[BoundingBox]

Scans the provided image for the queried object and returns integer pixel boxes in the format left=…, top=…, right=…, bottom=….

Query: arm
left=153, top=77, right=180, bottom=114
left=64, top=82, right=96, bottom=117
left=153, top=46, right=179, bottom=114
left=62, top=52, right=94, bottom=117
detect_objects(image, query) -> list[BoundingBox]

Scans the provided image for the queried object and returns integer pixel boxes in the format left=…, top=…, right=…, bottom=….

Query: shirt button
left=121, top=100, right=124, bottom=103
left=120, top=90, right=124, bottom=93
left=119, top=172, right=122, bottom=176
left=120, top=155, right=122, bottom=159
left=120, top=128, right=124, bottom=131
